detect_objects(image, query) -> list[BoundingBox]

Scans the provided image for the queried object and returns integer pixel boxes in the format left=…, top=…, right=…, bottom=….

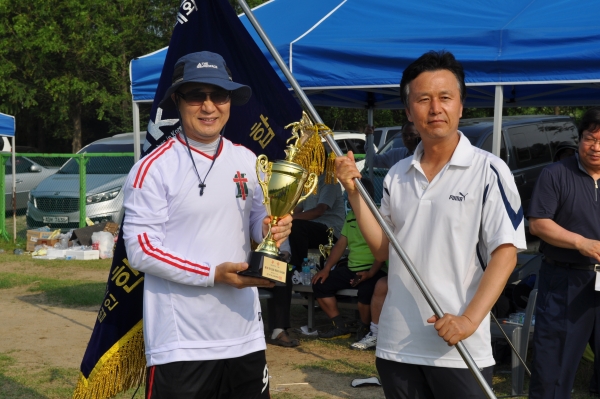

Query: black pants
left=145, top=351, right=270, bottom=399
left=288, top=219, right=331, bottom=268
left=529, top=260, right=600, bottom=399
left=267, top=267, right=294, bottom=331
left=376, top=358, right=493, bottom=399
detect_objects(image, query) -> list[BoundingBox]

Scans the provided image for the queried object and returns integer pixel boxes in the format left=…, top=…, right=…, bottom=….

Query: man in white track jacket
left=123, top=51, right=292, bottom=399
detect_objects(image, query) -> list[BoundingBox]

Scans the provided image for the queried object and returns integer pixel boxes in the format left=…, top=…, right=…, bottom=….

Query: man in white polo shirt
left=335, top=50, right=527, bottom=398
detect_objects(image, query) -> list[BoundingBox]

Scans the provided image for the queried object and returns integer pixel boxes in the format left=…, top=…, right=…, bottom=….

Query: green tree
left=0, top=0, right=178, bottom=152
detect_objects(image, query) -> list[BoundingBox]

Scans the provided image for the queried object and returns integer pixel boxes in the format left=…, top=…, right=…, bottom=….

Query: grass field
left=0, top=243, right=596, bottom=398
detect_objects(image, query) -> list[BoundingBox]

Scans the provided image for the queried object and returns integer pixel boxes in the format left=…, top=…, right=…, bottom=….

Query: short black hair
left=578, top=107, right=600, bottom=140
left=402, top=121, right=415, bottom=131
left=399, top=50, right=466, bottom=106
left=360, top=177, right=375, bottom=199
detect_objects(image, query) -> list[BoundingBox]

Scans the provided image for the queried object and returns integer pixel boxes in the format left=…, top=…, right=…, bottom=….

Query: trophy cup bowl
left=239, top=155, right=318, bottom=284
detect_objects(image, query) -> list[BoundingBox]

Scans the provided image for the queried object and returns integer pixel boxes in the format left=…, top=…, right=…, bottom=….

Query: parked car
left=322, top=131, right=376, bottom=171
left=4, top=156, right=59, bottom=211
left=364, top=115, right=579, bottom=214
left=372, top=125, right=403, bottom=149
left=26, top=132, right=143, bottom=229
left=1, top=137, right=10, bottom=152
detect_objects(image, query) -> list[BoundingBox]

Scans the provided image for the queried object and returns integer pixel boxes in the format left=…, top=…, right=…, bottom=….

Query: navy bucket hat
left=159, top=51, right=252, bottom=110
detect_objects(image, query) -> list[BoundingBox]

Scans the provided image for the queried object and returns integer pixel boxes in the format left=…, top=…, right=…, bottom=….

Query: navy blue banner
left=144, top=0, right=302, bottom=158
left=77, top=0, right=301, bottom=389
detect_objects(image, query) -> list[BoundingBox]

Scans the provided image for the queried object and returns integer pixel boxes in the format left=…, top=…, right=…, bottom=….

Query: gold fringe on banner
left=292, top=132, right=325, bottom=195
left=325, top=152, right=338, bottom=184
left=284, top=112, right=339, bottom=195
left=72, top=320, right=146, bottom=399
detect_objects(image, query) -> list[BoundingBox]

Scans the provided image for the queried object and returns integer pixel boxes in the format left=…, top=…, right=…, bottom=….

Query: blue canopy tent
left=0, top=112, right=15, bottom=138
left=129, top=0, right=600, bottom=159
left=0, top=112, right=16, bottom=240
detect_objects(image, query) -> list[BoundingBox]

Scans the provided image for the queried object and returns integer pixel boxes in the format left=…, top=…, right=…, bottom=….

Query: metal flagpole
left=490, top=312, right=531, bottom=376
left=237, top=1, right=497, bottom=398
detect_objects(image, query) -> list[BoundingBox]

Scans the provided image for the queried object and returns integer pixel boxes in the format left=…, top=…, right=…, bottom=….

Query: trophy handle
left=296, top=173, right=318, bottom=206
left=256, top=154, right=271, bottom=205
left=319, top=243, right=327, bottom=259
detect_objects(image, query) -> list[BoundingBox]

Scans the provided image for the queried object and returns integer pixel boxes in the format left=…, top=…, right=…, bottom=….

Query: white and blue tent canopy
left=130, top=0, right=600, bottom=110
left=0, top=112, right=15, bottom=137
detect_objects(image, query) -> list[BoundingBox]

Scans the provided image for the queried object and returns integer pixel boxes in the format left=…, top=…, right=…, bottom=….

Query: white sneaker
left=350, top=332, right=377, bottom=350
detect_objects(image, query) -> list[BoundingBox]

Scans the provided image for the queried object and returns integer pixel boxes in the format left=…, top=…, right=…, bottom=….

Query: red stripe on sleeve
left=133, top=139, right=175, bottom=189
left=138, top=233, right=210, bottom=276
left=134, top=141, right=166, bottom=188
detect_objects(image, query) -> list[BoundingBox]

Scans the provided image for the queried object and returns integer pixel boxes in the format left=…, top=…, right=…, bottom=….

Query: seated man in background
left=312, top=178, right=387, bottom=340
left=267, top=173, right=345, bottom=347
left=351, top=275, right=387, bottom=350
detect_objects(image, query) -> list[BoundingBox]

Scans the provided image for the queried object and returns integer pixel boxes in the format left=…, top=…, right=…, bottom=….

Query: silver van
left=26, top=133, right=143, bottom=229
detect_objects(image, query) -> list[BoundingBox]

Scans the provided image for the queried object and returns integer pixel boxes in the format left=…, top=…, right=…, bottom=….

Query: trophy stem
left=255, top=221, right=280, bottom=256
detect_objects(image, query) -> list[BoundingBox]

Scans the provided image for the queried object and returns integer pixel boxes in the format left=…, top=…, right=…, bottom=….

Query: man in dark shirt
left=527, top=107, right=600, bottom=399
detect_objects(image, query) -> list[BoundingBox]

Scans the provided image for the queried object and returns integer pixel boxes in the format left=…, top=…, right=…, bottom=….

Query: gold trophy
left=318, top=227, right=335, bottom=261
left=240, top=113, right=329, bottom=284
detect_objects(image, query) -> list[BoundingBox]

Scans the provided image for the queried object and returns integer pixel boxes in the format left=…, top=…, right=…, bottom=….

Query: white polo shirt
left=376, top=131, right=527, bottom=368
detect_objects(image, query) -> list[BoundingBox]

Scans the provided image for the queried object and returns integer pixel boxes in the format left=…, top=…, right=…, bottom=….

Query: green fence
left=0, top=152, right=134, bottom=242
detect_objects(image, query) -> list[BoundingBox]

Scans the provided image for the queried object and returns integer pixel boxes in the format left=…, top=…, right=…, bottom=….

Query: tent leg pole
left=367, top=108, right=374, bottom=181
left=11, top=136, right=16, bottom=243
left=239, top=1, right=496, bottom=397
left=132, top=102, right=141, bottom=163
left=492, top=85, right=503, bottom=158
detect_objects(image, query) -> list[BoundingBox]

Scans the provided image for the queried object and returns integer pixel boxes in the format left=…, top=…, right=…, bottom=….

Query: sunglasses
left=176, top=89, right=231, bottom=105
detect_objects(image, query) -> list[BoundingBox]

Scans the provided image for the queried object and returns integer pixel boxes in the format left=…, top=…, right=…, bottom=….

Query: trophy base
left=239, top=251, right=288, bottom=286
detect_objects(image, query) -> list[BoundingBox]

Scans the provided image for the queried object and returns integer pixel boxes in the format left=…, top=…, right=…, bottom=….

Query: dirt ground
left=0, top=260, right=384, bottom=399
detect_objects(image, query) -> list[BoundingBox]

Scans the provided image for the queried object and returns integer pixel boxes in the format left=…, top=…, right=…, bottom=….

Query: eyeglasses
left=582, top=135, right=600, bottom=147
left=176, top=89, right=231, bottom=105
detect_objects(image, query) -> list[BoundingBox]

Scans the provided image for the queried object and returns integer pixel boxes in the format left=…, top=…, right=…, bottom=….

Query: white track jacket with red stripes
left=123, top=135, right=269, bottom=366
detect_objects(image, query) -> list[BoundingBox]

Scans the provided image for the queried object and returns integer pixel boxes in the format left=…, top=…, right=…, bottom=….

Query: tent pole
left=11, top=136, right=16, bottom=243
left=238, top=1, right=496, bottom=397
left=492, top=85, right=503, bottom=157
left=366, top=107, right=374, bottom=181
left=132, top=102, right=141, bottom=163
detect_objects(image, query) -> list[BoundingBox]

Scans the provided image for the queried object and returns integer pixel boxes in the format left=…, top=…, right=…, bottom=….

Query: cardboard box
left=36, top=238, right=60, bottom=248
left=104, top=222, right=119, bottom=234
left=26, top=230, right=53, bottom=252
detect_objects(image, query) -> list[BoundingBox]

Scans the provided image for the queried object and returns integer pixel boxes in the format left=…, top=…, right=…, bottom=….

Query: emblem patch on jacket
left=233, top=171, right=249, bottom=200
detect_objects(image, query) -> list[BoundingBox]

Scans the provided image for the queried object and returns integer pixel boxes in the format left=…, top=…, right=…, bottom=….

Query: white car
left=322, top=131, right=376, bottom=171
left=372, top=126, right=403, bottom=149
left=3, top=156, right=59, bottom=211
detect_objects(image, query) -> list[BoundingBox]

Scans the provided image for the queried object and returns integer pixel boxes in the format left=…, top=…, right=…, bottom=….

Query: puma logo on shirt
left=449, top=192, right=468, bottom=201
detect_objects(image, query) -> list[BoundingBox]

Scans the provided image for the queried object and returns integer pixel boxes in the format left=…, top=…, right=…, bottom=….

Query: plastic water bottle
left=301, top=258, right=311, bottom=285
left=309, top=257, right=317, bottom=277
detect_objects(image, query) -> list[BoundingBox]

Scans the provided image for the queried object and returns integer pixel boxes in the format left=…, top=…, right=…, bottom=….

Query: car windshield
left=57, top=143, right=134, bottom=175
